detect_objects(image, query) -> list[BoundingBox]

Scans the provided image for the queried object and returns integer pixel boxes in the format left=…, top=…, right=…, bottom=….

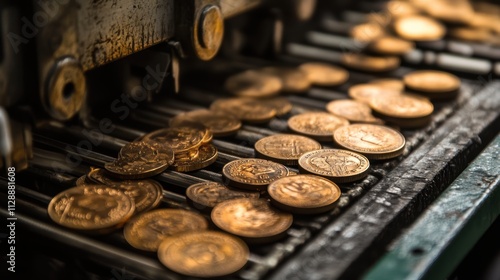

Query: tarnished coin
left=224, top=70, right=282, bottom=98
left=254, top=134, right=322, bottom=165
left=349, top=22, right=386, bottom=42
left=348, top=84, right=401, bottom=104
left=259, top=97, right=293, bottom=116
left=268, top=175, right=341, bottom=214
left=186, top=181, right=260, bottom=211
left=105, top=140, right=174, bottom=179
left=403, top=70, right=460, bottom=99
left=369, top=78, right=405, bottom=92
left=142, top=125, right=206, bottom=154
left=211, top=198, right=293, bottom=243
left=298, top=62, right=349, bottom=87
left=288, top=112, right=349, bottom=142
left=124, top=209, right=208, bottom=252
left=260, top=66, right=311, bottom=93
left=169, top=109, right=241, bottom=137
left=369, top=92, right=434, bottom=127
left=222, top=158, right=289, bottom=191
left=326, top=99, right=383, bottom=124
left=333, top=124, right=406, bottom=160
left=158, top=231, right=249, bottom=278
left=210, top=98, right=276, bottom=123
left=393, top=15, right=446, bottom=41
left=48, top=185, right=135, bottom=232
left=341, top=53, right=400, bottom=72
left=170, top=144, right=218, bottom=172
left=298, top=149, right=370, bottom=183
left=367, top=36, right=414, bottom=55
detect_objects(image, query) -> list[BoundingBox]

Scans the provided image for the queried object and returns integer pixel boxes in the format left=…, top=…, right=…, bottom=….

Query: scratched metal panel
left=76, top=0, right=174, bottom=71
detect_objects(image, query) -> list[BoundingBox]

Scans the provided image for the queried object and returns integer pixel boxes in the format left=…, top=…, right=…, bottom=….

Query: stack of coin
left=222, top=158, right=289, bottom=191
left=288, top=112, right=349, bottom=142
left=403, top=70, right=461, bottom=99
left=254, top=134, right=322, bottom=165
left=186, top=181, right=260, bottom=212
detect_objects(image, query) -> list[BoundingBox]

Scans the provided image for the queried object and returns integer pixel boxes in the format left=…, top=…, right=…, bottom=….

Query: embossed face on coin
left=298, top=62, right=349, bottom=87
left=210, top=98, right=277, bottom=123
left=170, top=109, right=242, bottom=137
left=224, top=70, right=282, bottom=98
left=186, top=181, right=260, bottom=211
left=254, top=134, right=321, bottom=165
left=288, top=112, right=349, bottom=141
left=222, top=158, right=289, bottom=190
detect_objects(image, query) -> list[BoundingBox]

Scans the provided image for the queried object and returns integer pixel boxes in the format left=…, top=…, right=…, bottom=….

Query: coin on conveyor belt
left=157, top=231, right=249, bottom=278
left=222, top=158, right=289, bottom=191
left=298, top=62, right=349, bottom=87
left=403, top=70, right=461, bottom=99
left=393, top=15, right=446, bottom=41
left=348, top=83, right=402, bottom=104
left=104, top=140, right=174, bottom=179
left=385, top=1, right=420, bottom=18
left=349, top=22, right=386, bottom=42
left=268, top=175, right=341, bottom=214
left=341, top=53, right=400, bottom=72
left=333, top=124, right=406, bottom=160
left=326, top=99, right=384, bottom=124
left=369, top=78, right=405, bottom=92
left=123, top=208, right=208, bottom=252
left=210, top=98, right=277, bottom=123
left=48, top=185, right=135, bottom=233
left=259, top=66, right=312, bottom=93
left=259, top=97, right=293, bottom=116
left=142, top=124, right=206, bottom=155
left=224, top=69, right=282, bottom=98
left=211, top=198, right=293, bottom=243
left=367, top=36, right=415, bottom=55
left=369, top=92, right=434, bottom=128
left=170, top=144, right=218, bottom=172
left=169, top=109, right=242, bottom=137
left=87, top=168, right=163, bottom=213
left=186, top=181, right=260, bottom=211
left=298, top=149, right=370, bottom=183
left=288, top=112, right=349, bottom=142
left=449, top=27, right=493, bottom=43
left=254, top=134, right=322, bottom=165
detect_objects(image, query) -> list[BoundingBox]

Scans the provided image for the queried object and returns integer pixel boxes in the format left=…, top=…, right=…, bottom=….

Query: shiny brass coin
left=48, top=185, right=135, bottom=232
left=259, top=97, right=293, bottom=116
left=260, top=66, right=311, bottom=93
left=157, top=231, right=249, bottom=278
left=268, top=175, right=341, bottom=214
left=222, top=158, right=289, bottom=191
left=169, top=120, right=213, bottom=144
left=186, top=181, right=260, bottom=211
left=170, top=144, right=218, bottom=172
left=298, top=149, right=370, bottom=183
left=105, top=140, right=174, bottom=179
left=142, top=125, right=206, bottom=155
left=211, top=198, right=293, bottom=243
left=367, top=36, right=414, bottom=55
left=369, top=78, right=405, bottom=92
left=341, top=53, right=400, bottom=72
left=210, top=98, right=277, bottom=123
left=403, top=70, right=460, bottom=98
left=298, top=62, right=349, bottom=87
left=349, top=22, right=386, bottom=42
left=123, top=209, right=208, bottom=252
left=326, top=99, right=383, bottom=124
left=169, top=109, right=242, bottom=137
left=254, top=134, right=322, bottom=165
left=224, top=70, right=282, bottom=98
left=369, top=92, right=434, bottom=128
left=288, top=112, right=349, bottom=142
left=348, top=84, right=401, bottom=104
left=393, top=15, right=446, bottom=41
left=333, top=124, right=406, bottom=160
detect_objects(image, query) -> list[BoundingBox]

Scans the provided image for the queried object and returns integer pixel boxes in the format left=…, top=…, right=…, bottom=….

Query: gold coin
left=386, top=1, right=420, bottom=18
left=369, top=78, right=405, bottom=92
left=211, top=198, right=293, bottom=243
left=288, top=112, right=349, bottom=142
left=449, top=27, right=493, bottom=43
left=210, top=98, right=277, bottom=123
left=105, top=140, right=174, bottom=179
left=393, top=15, right=446, bottom=41
left=169, top=120, right=213, bottom=145
left=48, top=185, right=135, bottom=232
left=170, top=144, right=218, bottom=172
left=369, top=92, right=434, bottom=127
left=222, top=158, right=289, bottom=191
left=367, top=36, right=414, bottom=55
left=169, top=109, right=241, bottom=137
left=254, top=134, right=322, bottom=165
left=298, top=149, right=370, bottom=183
left=414, top=0, right=474, bottom=24
left=186, top=181, right=260, bottom=211
left=142, top=125, right=206, bottom=154
left=259, top=97, right=293, bottom=116
left=341, top=53, right=400, bottom=72
left=260, top=66, right=311, bottom=93
left=123, top=209, right=208, bottom=252
left=298, top=62, right=349, bottom=87
left=157, top=231, right=249, bottom=278
left=403, top=70, right=460, bottom=98
left=326, top=99, right=383, bottom=124
left=268, top=175, right=341, bottom=214
left=349, top=22, right=386, bottom=42
left=333, top=124, right=406, bottom=160
left=224, top=70, right=282, bottom=98
left=348, top=84, right=401, bottom=104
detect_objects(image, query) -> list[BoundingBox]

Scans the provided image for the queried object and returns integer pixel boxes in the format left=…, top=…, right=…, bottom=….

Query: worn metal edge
left=268, top=81, right=500, bottom=280
left=362, top=134, right=500, bottom=280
